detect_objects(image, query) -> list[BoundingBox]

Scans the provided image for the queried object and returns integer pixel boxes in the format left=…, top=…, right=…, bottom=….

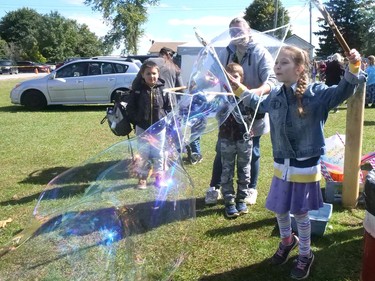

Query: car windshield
left=0, top=61, right=12, bottom=66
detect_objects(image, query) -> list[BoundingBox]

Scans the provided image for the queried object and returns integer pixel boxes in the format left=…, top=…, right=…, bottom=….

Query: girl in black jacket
left=127, top=61, right=170, bottom=189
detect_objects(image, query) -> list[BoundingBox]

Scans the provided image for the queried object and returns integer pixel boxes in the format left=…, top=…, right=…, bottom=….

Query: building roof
left=285, top=34, right=314, bottom=49
left=148, top=41, right=187, bottom=54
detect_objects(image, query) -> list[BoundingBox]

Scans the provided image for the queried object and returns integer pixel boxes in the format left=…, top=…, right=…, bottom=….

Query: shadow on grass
left=34, top=199, right=195, bottom=239
left=19, top=166, right=70, bottom=185
left=204, top=217, right=277, bottom=237
left=2, top=199, right=195, bottom=273
left=199, top=227, right=364, bottom=281
left=0, top=104, right=107, bottom=113
left=0, top=159, right=135, bottom=206
left=364, top=120, right=375, bottom=126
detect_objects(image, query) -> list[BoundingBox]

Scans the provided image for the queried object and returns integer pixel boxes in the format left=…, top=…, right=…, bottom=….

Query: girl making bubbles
left=232, top=45, right=364, bottom=279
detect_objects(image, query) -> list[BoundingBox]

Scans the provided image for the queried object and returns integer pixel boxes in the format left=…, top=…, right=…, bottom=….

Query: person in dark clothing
left=132, top=47, right=183, bottom=90
left=133, top=47, right=203, bottom=164
left=127, top=60, right=171, bottom=190
left=325, top=53, right=344, bottom=113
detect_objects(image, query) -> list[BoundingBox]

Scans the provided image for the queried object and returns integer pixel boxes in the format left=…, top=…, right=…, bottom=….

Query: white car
left=10, top=59, right=140, bottom=110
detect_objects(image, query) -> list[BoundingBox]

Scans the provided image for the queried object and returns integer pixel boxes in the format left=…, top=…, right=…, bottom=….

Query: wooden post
left=342, top=82, right=366, bottom=208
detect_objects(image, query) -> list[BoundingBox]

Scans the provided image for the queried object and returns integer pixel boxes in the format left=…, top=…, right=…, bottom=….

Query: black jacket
left=218, top=99, right=252, bottom=141
left=325, top=60, right=344, bottom=86
left=127, top=78, right=170, bottom=130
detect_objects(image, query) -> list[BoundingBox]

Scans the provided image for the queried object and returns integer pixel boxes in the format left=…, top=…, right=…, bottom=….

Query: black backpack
left=101, top=90, right=133, bottom=137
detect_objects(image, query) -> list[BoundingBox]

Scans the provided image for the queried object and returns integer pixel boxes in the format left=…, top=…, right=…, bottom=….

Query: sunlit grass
left=0, top=78, right=374, bottom=280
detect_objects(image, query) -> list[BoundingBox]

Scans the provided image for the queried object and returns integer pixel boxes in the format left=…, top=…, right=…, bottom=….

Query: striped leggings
left=276, top=211, right=311, bottom=257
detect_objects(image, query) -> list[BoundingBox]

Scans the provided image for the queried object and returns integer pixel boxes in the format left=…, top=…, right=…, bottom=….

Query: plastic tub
left=291, top=203, right=333, bottom=236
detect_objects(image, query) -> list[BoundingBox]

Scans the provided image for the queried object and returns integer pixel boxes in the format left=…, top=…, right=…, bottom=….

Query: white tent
left=177, top=42, right=224, bottom=84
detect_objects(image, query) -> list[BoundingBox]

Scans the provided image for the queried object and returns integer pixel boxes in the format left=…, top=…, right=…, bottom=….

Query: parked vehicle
left=45, top=62, right=57, bottom=71
left=0, top=60, right=18, bottom=75
left=17, top=61, right=50, bottom=73
left=55, top=57, right=90, bottom=69
left=10, top=59, right=140, bottom=110
left=91, top=56, right=144, bottom=68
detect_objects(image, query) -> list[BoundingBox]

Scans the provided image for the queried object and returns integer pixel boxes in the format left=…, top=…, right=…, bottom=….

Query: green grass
left=0, top=77, right=374, bottom=280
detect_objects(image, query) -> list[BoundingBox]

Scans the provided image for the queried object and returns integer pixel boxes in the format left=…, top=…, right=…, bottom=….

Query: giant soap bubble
left=0, top=24, right=289, bottom=280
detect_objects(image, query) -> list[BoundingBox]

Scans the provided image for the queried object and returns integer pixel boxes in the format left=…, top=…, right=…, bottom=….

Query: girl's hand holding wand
left=346, top=49, right=361, bottom=75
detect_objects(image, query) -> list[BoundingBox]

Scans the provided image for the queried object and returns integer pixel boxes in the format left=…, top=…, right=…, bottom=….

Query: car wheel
left=22, top=90, right=47, bottom=110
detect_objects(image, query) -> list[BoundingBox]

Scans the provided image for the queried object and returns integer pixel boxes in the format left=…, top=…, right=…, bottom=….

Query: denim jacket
left=240, top=69, right=366, bottom=159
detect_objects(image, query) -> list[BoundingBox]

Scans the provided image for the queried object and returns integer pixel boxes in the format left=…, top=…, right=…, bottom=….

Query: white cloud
left=181, top=6, right=193, bottom=11
left=63, top=0, right=85, bottom=6
left=286, top=5, right=321, bottom=48
left=168, top=15, right=233, bottom=27
left=69, top=14, right=110, bottom=37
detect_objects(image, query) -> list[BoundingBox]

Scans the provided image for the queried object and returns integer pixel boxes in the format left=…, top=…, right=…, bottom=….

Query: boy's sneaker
left=270, top=235, right=299, bottom=265
left=236, top=200, right=249, bottom=215
left=137, top=179, right=147, bottom=190
left=190, top=152, right=203, bottom=165
left=224, top=203, right=239, bottom=218
left=205, top=186, right=222, bottom=205
left=244, top=188, right=258, bottom=205
left=290, top=251, right=315, bottom=280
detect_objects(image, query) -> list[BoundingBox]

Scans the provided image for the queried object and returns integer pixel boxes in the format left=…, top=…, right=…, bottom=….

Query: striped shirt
left=273, top=156, right=321, bottom=183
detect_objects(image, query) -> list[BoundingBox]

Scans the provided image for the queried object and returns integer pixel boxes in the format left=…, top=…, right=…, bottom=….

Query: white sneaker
left=205, top=186, right=222, bottom=205
left=245, top=188, right=258, bottom=205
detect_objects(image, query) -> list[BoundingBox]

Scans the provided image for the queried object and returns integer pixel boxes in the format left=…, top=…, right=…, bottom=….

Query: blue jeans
left=209, top=138, right=222, bottom=187
left=210, top=135, right=261, bottom=190
left=249, top=136, right=260, bottom=189
left=189, top=137, right=201, bottom=154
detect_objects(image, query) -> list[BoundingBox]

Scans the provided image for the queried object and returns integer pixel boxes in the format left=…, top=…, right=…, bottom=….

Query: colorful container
left=291, top=203, right=333, bottom=236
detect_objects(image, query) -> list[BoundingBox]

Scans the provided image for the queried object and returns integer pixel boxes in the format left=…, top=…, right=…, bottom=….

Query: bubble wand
left=311, top=0, right=364, bottom=207
left=310, top=0, right=350, bottom=53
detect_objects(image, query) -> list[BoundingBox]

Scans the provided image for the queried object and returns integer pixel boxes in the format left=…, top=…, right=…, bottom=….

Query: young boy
left=219, top=63, right=252, bottom=218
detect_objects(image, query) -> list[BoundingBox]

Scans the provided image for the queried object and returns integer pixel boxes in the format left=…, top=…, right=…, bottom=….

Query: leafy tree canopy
left=244, top=0, right=292, bottom=39
left=84, top=0, right=159, bottom=54
left=314, top=0, right=373, bottom=58
left=0, top=8, right=108, bottom=62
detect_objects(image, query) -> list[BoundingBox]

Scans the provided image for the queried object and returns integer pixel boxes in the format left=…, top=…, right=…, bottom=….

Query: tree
left=244, top=0, right=291, bottom=39
left=84, top=0, right=159, bottom=54
left=0, top=8, right=43, bottom=60
left=357, top=1, right=375, bottom=56
left=0, top=9, right=109, bottom=62
left=314, top=0, right=367, bottom=58
left=0, top=39, right=10, bottom=58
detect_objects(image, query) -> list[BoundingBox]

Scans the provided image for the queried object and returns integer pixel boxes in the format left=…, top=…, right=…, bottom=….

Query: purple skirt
left=265, top=176, right=323, bottom=215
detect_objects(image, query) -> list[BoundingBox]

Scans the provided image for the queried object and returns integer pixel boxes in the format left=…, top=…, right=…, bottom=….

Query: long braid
left=282, top=46, right=310, bottom=117
left=295, top=71, right=309, bottom=116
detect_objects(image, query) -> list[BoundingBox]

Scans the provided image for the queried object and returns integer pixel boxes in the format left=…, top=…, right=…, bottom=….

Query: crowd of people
left=312, top=53, right=375, bottom=109
left=126, top=16, right=366, bottom=280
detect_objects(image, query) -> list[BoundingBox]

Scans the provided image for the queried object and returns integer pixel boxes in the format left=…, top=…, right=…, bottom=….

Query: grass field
left=0, top=77, right=374, bottom=280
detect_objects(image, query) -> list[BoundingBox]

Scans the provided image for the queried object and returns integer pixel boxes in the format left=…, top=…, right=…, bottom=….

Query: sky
left=0, top=0, right=321, bottom=55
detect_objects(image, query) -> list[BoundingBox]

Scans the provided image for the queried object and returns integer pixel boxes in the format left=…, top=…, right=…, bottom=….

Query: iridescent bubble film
left=0, top=24, right=289, bottom=280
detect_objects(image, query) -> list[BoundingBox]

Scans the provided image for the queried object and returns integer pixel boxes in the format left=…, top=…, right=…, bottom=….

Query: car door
left=47, top=62, right=88, bottom=102
left=83, top=61, right=117, bottom=102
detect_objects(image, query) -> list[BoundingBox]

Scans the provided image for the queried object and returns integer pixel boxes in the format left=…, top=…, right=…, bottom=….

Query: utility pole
left=274, top=0, right=279, bottom=30
left=309, top=1, right=312, bottom=44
